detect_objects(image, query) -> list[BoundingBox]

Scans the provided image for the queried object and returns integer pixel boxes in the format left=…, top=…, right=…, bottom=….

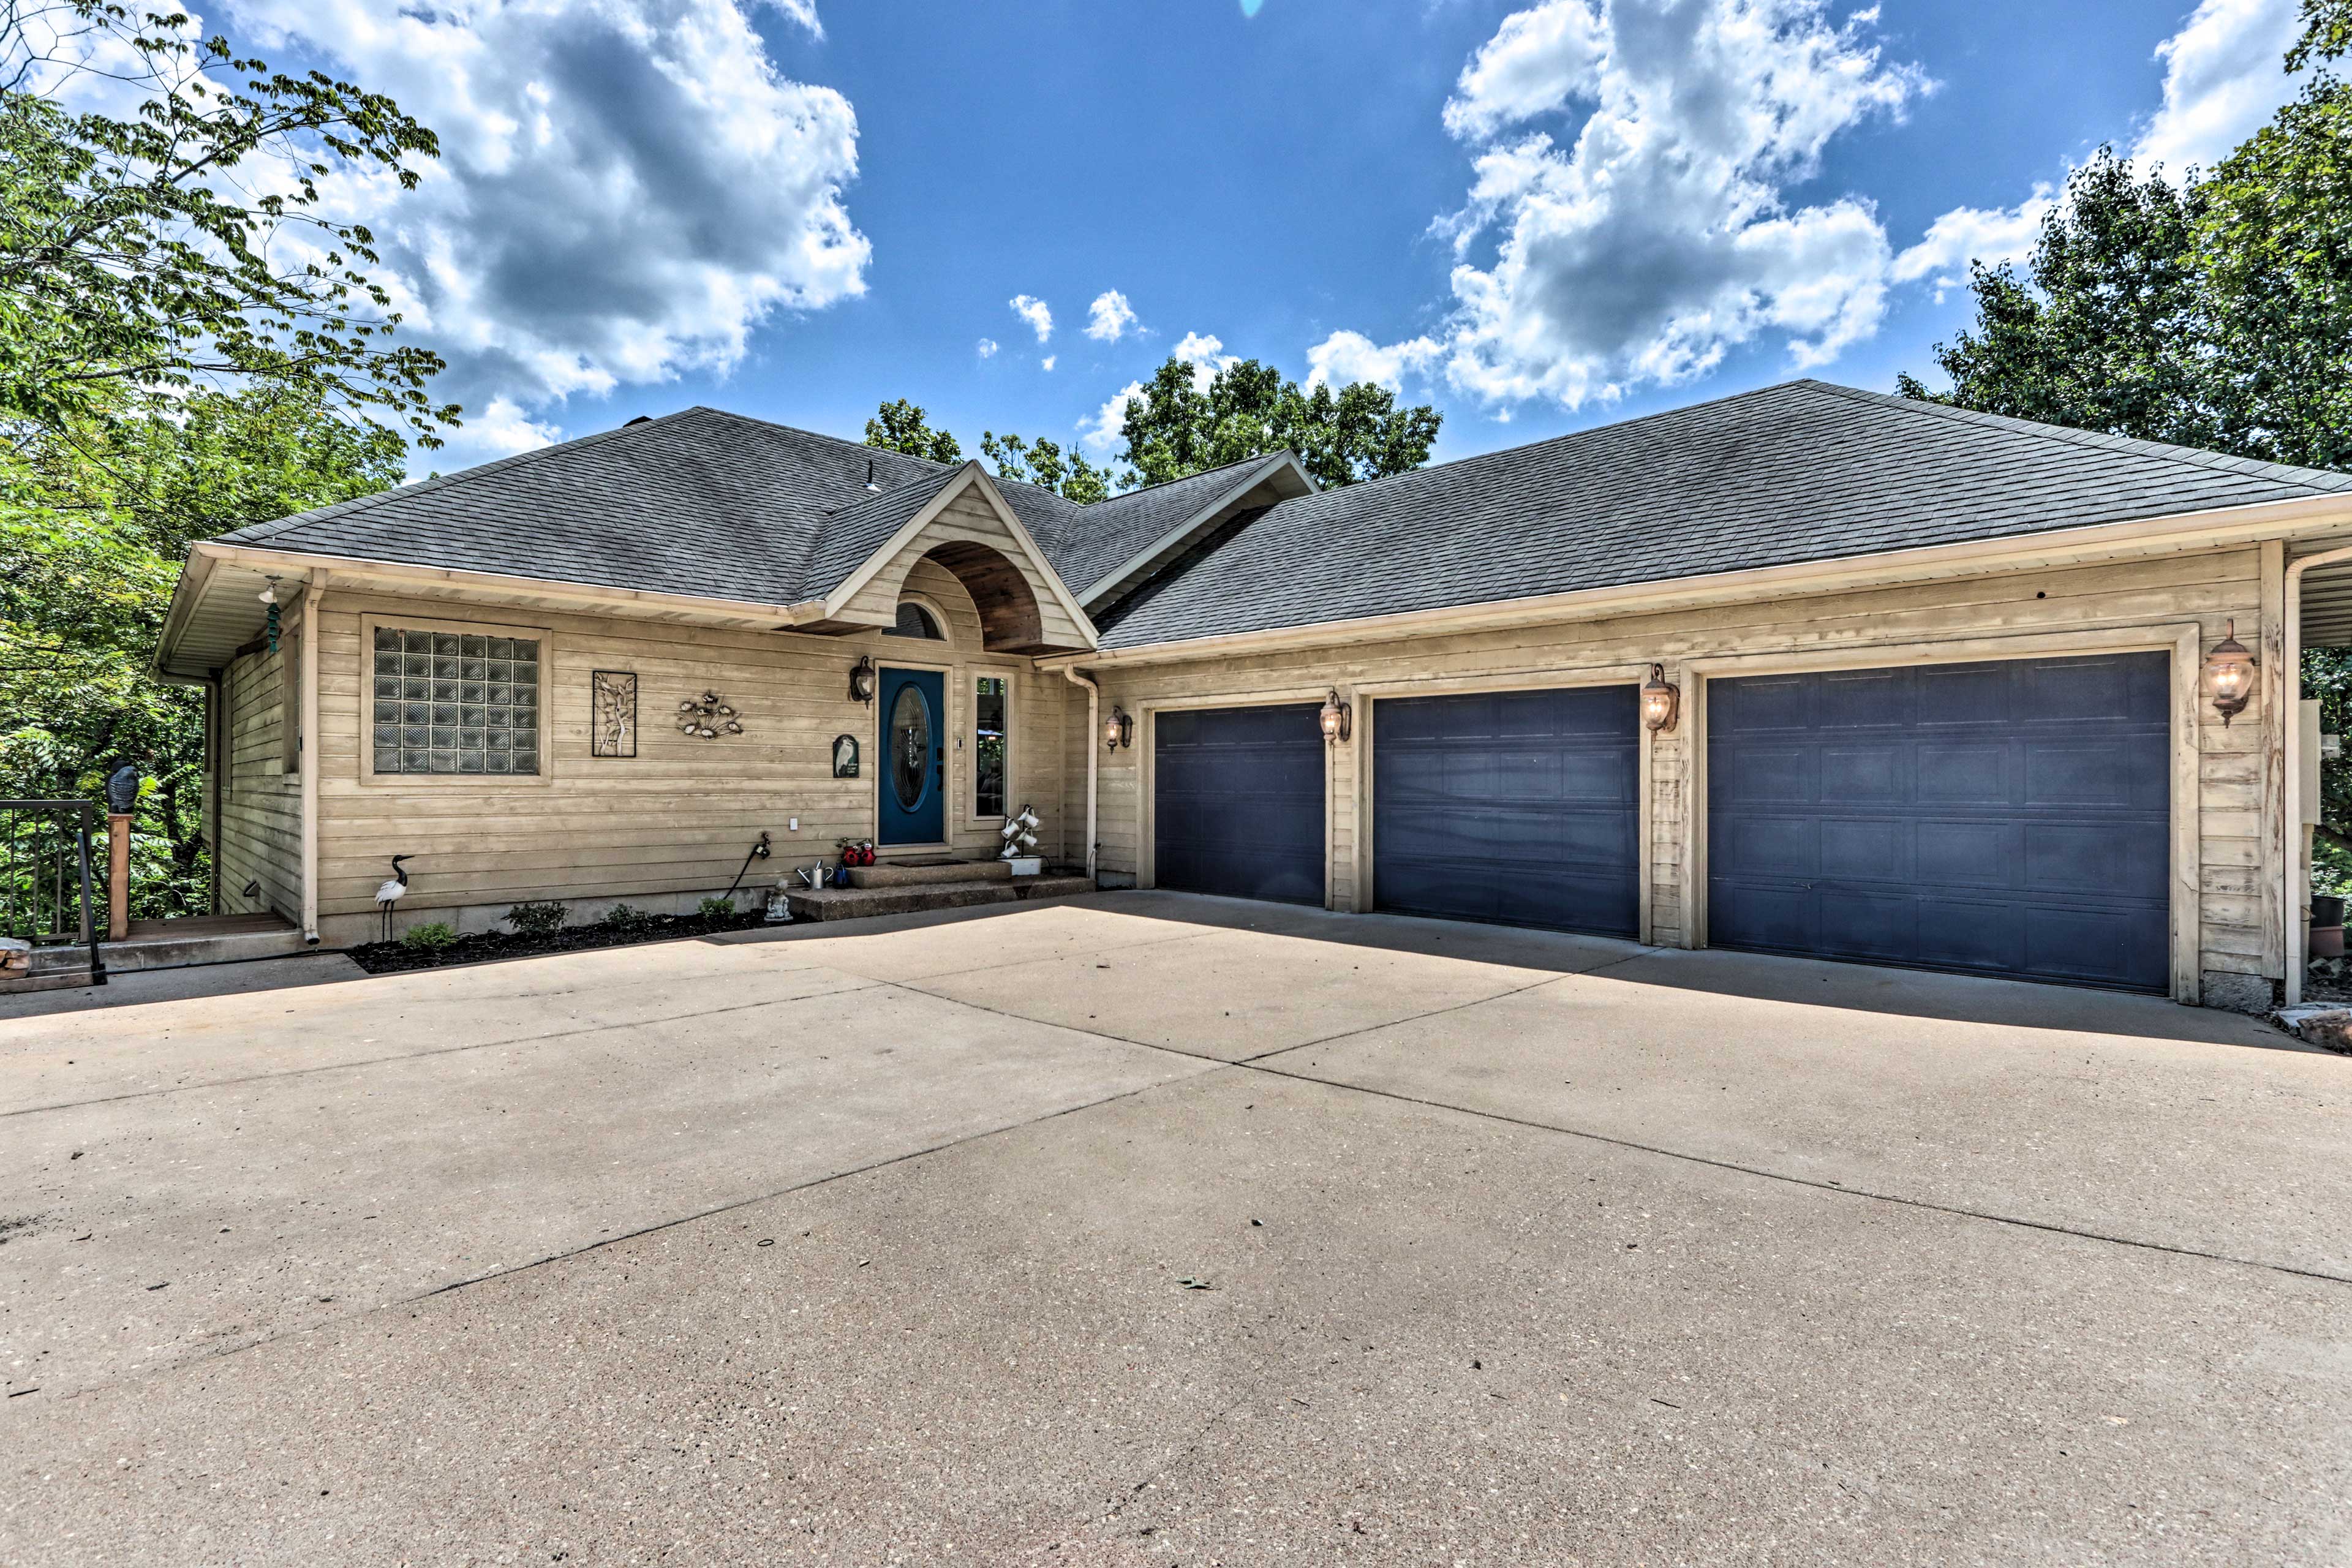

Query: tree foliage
left=862, top=397, right=960, bottom=464
left=0, top=1, right=455, bottom=451
left=1115, top=355, right=1441, bottom=491
left=0, top=2, right=443, bottom=921
left=978, top=429, right=1110, bottom=503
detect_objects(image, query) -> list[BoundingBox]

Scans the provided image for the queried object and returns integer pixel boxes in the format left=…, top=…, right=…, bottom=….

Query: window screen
left=371, top=627, right=540, bottom=775
left=974, top=675, right=1007, bottom=818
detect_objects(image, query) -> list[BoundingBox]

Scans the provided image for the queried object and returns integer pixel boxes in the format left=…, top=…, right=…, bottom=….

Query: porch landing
left=786, top=870, right=1095, bottom=922
left=105, top=913, right=309, bottom=973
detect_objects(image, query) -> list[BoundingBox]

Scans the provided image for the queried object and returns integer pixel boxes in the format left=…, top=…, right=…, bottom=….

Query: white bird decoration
left=375, top=854, right=413, bottom=941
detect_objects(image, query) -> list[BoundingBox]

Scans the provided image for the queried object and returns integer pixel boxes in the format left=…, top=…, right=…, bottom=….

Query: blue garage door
left=1707, top=652, right=2170, bottom=992
left=1374, top=687, right=1640, bottom=938
left=1153, top=704, right=1325, bottom=905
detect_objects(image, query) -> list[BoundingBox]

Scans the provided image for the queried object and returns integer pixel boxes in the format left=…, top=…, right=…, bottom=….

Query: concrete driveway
left=1, top=891, right=2346, bottom=1565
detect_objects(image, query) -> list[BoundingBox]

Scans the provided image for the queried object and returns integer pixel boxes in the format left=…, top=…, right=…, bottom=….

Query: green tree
left=0, top=2, right=443, bottom=922
left=0, top=1, right=455, bottom=451
left=862, top=397, right=961, bottom=464
left=978, top=430, right=1111, bottom=503
left=1, top=387, right=406, bottom=915
left=1115, top=355, right=1441, bottom=491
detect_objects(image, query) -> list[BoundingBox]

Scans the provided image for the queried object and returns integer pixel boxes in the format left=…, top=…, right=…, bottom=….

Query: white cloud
left=466, top=395, right=566, bottom=457
left=1080, top=379, right=1145, bottom=454
left=1170, top=331, right=1240, bottom=391
left=2133, top=0, right=2301, bottom=175
left=225, top=0, right=866, bottom=469
left=1042, top=354, right=1057, bottom=371
left=1305, top=329, right=1444, bottom=391
left=976, top=337, right=998, bottom=358
left=1085, top=289, right=1140, bottom=342
left=1328, top=0, right=1926, bottom=412
left=1890, top=189, right=2055, bottom=294
left=1009, top=293, right=1054, bottom=342
left=1888, top=0, right=2299, bottom=317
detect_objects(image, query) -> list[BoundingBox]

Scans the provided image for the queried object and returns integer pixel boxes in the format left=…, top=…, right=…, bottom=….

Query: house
left=152, top=379, right=2352, bottom=1011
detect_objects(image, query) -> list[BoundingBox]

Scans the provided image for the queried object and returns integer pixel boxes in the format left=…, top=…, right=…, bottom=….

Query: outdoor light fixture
left=2206, top=619, right=2256, bottom=726
left=1318, top=688, right=1352, bottom=744
left=848, top=654, right=876, bottom=707
left=1641, top=663, right=1681, bottom=733
left=1106, top=706, right=1133, bottom=750
left=258, top=576, right=282, bottom=652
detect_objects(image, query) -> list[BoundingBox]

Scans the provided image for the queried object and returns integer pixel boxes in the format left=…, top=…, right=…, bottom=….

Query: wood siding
left=216, top=638, right=302, bottom=922
left=1085, top=546, right=2271, bottom=989
left=304, top=556, right=1068, bottom=942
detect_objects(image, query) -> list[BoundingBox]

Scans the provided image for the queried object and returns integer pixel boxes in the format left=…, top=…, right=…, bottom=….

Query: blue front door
left=877, top=668, right=945, bottom=845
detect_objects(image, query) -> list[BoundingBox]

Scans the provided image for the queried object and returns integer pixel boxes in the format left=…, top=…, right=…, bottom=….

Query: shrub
left=695, top=895, right=737, bottom=920
left=401, top=921, right=459, bottom=951
left=600, top=903, right=660, bottom=933
left=502, top=900, right=568, bottom=936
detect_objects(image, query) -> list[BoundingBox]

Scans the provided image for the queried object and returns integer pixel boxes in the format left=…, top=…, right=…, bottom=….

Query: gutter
left=1042, top=489, right=2352, bottom=672
left=1060, top=665, right=1100, bottom=882
left=300, top=570, right=325, bottom=945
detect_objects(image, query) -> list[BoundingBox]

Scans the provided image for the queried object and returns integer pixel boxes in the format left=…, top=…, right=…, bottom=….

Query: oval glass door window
left=890, top=683, right=932, bottom=809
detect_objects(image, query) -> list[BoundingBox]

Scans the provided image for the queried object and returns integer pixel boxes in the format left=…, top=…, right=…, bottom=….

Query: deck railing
left=1, top=799, right=104, bottom=982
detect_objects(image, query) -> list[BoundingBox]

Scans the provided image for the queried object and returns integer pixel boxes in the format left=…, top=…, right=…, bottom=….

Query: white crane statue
left=375, top=855, right=413, bottom=941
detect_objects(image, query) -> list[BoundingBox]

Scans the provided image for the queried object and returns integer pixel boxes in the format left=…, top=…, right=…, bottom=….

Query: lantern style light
left=1317, top=688, right=1352, bottom=744
left=1640, top=664, right=1681, bottom=733
left=2206, top=620, right=2255, bottom=726
left=848, top=655, right=876, bottom=707
left=1106, top=706, right=1133, bottom=750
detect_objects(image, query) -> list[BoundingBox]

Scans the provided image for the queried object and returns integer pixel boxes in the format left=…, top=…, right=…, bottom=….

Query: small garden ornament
left=999, top=804, right=1041, bottom=873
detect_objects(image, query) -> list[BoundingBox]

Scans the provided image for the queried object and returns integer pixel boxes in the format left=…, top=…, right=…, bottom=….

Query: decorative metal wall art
left=592, top=670, right=638, bottom=757
left=831, top=733, right=861, bottom=777
left=677, top=690, right=743, bottom=739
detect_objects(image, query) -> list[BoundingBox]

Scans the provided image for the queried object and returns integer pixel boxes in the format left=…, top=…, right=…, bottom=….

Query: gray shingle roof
left=214, top=406, right=1283, bottom=616
left=1094, top=379, right=2352, bottom=651
left=1018, top=454, right=1291, bottom=600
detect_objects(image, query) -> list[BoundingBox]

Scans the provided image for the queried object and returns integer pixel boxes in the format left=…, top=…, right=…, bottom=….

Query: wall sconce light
left=2206, top=619, right=2256, bottom=726
left=1641, top=663, right=1681, bottom=733
left=1318, top=688, right=1352, bottom=744
left=848, top=654, right=876, bottom=707
left=258, top=576, right=282, bottom=652
left=1105, top=706, right=1133, bottom=750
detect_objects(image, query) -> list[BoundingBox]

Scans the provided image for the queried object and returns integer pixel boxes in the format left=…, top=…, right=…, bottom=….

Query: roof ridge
left=225, top=407, right=710, bottom=545
left=1801, top=380, right=2352, bottom=496
left=1095, top=450, right=1284, bottom=505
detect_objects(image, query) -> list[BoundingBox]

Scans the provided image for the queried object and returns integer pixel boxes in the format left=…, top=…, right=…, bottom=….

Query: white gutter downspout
left=300, top=568, right=326, bottom=944
left=2283, top=545, right=2352, bottom=1005
left=1061, top=664, right=1100, bottom=883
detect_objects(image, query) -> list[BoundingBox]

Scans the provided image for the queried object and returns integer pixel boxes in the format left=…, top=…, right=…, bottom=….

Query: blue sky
left=213, top=0, right=2309, bottom=473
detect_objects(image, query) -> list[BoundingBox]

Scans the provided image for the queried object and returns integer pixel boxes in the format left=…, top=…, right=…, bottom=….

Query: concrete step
left=1, top=942, right=100, bottom=993
left=104, top=916, right=308, bottom=972
left=786, top=872, right=1096, bottom=923
left=848, top=859, right=1012, bottom=889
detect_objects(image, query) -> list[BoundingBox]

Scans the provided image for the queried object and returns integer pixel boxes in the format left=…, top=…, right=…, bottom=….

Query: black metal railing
left=2, top=799, right=104, bottom=982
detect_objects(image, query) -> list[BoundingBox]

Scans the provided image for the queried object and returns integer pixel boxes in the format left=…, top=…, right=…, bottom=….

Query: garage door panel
left=1915, top=820, right=2015, bottom=886
left=1709, top=652, right=2169, bottom=992
left=1374, top=686, right=1638, bottom=938
left=1819, top=890, right=1920, bottom=959
left=1820, top=818, right=1912, bottom=882
left=1153, top=704, right=1325, bottom=907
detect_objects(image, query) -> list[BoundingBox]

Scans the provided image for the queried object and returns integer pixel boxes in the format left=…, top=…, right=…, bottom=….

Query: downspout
left=300, top=568, right=326, bottom=944
left=2283, top=545, right=2352, bottom=1005
left=1061, top=664, right=1099, bottom=882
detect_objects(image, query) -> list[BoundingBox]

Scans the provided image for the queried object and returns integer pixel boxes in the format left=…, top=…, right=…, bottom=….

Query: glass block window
left=371, top=627, right=540, bottom=775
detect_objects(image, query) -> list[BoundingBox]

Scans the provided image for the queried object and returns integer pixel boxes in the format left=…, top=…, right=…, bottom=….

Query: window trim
left=884, top=593, right=953, bottom=645
left=358, top=611, right=554, bottom=789
left=966, top=669, right=1014, bottom=829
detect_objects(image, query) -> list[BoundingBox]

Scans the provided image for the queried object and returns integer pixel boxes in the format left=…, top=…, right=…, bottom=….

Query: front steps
left=786, top=865, right=1094, bottom=922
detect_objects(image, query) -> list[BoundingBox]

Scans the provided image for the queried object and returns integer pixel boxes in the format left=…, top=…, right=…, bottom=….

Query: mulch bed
left=346, top=909, right=774, bottom=974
